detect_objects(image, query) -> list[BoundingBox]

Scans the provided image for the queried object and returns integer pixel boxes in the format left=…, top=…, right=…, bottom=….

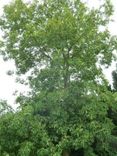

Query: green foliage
left=0, top=106, right=54, bottom=156
left=0, top=100, right=13, bottom=115
left=107, top=66, right=117, bottom=156
left=0, top=0, right=117, bottom=155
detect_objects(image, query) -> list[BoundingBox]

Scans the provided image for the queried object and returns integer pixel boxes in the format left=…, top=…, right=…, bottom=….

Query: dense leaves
left=0, top=0, right=117, bottom=155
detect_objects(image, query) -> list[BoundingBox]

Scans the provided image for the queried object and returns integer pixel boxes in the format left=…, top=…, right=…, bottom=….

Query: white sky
left=0, top=0, right=117, bottom=108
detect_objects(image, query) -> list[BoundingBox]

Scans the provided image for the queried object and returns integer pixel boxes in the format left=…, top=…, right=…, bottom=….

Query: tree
left=0, top=0, right=117, bottom=155
left=0, top=100, right=13, bottom=115
left=107, top=66, right=117, bottom=154
left=112, top=66, right=117, bottom=91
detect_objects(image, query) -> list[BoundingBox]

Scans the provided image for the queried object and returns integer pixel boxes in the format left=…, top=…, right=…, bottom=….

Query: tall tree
left=112, top=67, right=117, bottom=91
left=0, top=0, right=117, bottom=155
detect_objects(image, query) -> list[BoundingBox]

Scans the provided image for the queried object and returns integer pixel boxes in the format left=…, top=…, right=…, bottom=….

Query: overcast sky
left=0, top=0, right=117, bottom=108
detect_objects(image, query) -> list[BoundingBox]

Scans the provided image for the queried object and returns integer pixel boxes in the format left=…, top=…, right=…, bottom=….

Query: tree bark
left=62, top=150, right=70, bottom=156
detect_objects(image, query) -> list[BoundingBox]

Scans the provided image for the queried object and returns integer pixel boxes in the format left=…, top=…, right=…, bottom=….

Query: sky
left=0, top=0, right=117, bottom=108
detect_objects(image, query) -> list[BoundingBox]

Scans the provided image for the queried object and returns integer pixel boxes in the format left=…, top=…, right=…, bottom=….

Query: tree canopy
left=0, top=0, right=117, bottom=155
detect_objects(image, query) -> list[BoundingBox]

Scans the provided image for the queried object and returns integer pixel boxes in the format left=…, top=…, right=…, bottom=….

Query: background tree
left=112, top=66, right=117, bottom=91
left=0, top=0, right=117, bottom=155
left=107, top=66, right=117, bottom=154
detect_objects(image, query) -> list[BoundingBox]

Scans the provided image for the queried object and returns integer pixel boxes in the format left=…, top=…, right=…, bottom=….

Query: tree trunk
left=62, top=150, right=70, bottom=156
